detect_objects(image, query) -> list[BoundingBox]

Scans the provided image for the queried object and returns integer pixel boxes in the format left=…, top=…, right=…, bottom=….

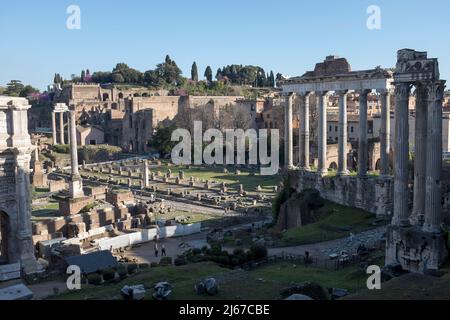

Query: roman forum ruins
left=281, top=49, right=447, bottom=273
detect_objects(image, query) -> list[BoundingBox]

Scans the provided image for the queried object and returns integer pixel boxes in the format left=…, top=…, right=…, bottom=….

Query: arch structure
left=386, top=49, right=447, bottom=273
left=280, top=55, right=394, bottom=178
left=0, top=96, right=39, bottom=274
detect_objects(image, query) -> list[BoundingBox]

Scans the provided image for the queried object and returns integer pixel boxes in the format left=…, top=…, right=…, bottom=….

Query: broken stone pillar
left=143, top=160, right=150, bottom=188
left=59, top=112, right=65, bottom=144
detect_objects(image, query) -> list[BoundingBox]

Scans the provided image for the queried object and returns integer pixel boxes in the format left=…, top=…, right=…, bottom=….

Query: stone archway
left=329, top=162, right=338, bottom=171
left=0, top=211, right=9, bottom=264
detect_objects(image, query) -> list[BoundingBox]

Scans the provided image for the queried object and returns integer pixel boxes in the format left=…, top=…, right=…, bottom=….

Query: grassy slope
left=54, top=261, right=369, bottom=300
left=276, top=200, right=381, bottom=246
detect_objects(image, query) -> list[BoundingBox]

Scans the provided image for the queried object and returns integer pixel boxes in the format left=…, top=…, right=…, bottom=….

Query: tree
left=149, top=123, right=178, bottom=157
left=204, top=66, right=213, bottom=82
left=81, top=70, right=86, bottom=82
left=269, top=71, right=275, bottom=87
left=5, top=80, right=24, bottom=96
left=216, top=68, right=222, bottom=81
left=155, top=55, right=182, bottom=85
left=191, top=62, right=199, bottom=82
left=111, top=73, right=125, bottom=83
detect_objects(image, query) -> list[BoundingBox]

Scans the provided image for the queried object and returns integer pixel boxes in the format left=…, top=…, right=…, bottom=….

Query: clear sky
left=1, top=0, right=450, bottom=90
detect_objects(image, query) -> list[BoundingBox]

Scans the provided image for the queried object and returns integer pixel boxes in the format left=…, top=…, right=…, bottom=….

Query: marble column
left=358, top=90, right=370, bottom=177
left=59, top=112, right=65, bottom=144
left=379, top=89, right=391, bottom=177
left=284, top=93, right=294, bottom=168
left=69, top=109, right=83, bottom=198
left=299, top=92, right=311, bottom=170
left=411, top=84, right=428, bottom=226
left=337, top=90, right=349, bottom=175
left=51, top=112, right=57, bottom=145
left=317, top=92, right=328, bottom=176
left=143, top=160, right=150, bottom=188
left=393, top=82, right=411, bottom=227
left=423, top=80, right=446, bottom=233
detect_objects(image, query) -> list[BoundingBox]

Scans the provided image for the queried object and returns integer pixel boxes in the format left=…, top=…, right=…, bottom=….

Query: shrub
left=174, top=256, right=187, bottom=266
left=101, top=268, right=116, bottom=282
left=53, top=144, right=70, bottom=154
left=233, top=248, right=244, bottom=256
left=117, top=266, right=127, bottom=280
left=192, top=248, right=202, bottom=255
left=159, top=257, right=173, bottom=266
left=127, top=263, right=138, bottom=274
left=250, top=244, right=268, bottom=260
left=211, top=244, right=222, bottom=255
left=150, top=262, right=158, bottom=268
left=201, top=245, right=208, bottom=253
left=138, top=263, right=150, bottom=269
left=87, top=273, right=102, bottom=285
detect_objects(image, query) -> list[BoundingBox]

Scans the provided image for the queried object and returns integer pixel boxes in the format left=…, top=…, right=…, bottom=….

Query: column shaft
left=358, top=90, right=370, bottom=177
left=380, top=90, right=391, bottom=176
left=393, top=83, right=411, bottom=226
left=411, top=85, right=428, bottom=225
left=69, top=110, right=79, bottom=177
left=285, top=94, right=294, bottom=168
left=299, top=93, right=311, bottom=169
left=51, top=112, right=57, bottom=145
left=317, top=92, right=328, bottom=175
left=423, top=80, right=446, bottom=233
left=59, top=112, right=65, bottom=144
left=337, top=91, right=349, bottom=175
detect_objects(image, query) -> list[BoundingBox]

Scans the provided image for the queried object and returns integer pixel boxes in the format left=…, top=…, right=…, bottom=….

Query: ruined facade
left=0, top=96, right=39, bottom=273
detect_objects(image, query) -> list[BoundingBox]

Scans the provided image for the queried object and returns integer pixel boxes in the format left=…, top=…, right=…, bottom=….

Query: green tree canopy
left=191, top=62, right=199, bottom=82
left=149, top=123, right=178, bottom=157
left=204, top=66, right=213, bottom=82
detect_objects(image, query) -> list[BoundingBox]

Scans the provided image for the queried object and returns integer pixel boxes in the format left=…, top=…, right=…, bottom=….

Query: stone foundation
left=296, top=170, right=393, bottom=216
left=386, top=225, right=448, bottom=273
left=58, top=196, right=94, bottom=216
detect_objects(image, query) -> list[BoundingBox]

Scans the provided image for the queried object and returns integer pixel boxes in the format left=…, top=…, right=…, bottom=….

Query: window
left=329, top=126, right=332, bottom=132
left=89, top=140, right=96, bottom=145
left=335, top=126, right=338, bottom=132
left=351, top=126, right=354, bottom=133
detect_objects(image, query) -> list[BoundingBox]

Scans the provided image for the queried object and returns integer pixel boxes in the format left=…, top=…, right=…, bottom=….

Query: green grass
left=53, top=261, right=370, bottom=300
left=276, top=201, right=382, bottom=246
left=31, top=201, right=60, bottom=221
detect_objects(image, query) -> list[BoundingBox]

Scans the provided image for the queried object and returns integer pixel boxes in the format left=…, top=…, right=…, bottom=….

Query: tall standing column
left=411, top=84, right=428, bottom=226
left=59, top=112, right=65, bottom=144
left=284, top=93, right=294, bottom=168
left=317, top=92, right=328, bottom=176
left=337, top=90, right=349, bottom=175
left=68, top=109, right=83, bottom=198
left=380, top=89, right=392, bottom=176
left=143, top=160, right=150, bottom=188
left=51, top=112, right=57, bottom=145
left=358, top=90, right=370, bottom=177
left=393, top=82, right=411, bottom=227
left=423, top=80, right=446, bottom=233
left=299, top=92, right=311, bottom=170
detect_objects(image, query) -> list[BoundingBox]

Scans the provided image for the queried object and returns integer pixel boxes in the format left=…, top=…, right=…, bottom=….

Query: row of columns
left=393, top=80, right=446, bottom=233
left=284, top=89, right=392, bottom=177
left=51, top=111, right=69, bottom=145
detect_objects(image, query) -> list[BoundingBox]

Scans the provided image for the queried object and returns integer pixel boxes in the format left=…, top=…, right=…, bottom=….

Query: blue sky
left=1, top=0, right=450, bottom=90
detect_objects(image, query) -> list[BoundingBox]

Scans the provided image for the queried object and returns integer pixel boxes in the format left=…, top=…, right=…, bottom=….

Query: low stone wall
left=295, top=170, right=394, bottom=217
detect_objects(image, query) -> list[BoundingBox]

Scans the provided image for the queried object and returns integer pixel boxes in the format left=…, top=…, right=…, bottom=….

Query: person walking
left=161, top=244, right=166, bottom=257
left=154, top=243, right=159, bottom=257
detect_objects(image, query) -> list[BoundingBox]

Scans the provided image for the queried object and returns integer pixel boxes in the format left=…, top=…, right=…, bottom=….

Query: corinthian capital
left=394, top=82, right=411, bottom=101
left=426, top=80, right=446, bottom=102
